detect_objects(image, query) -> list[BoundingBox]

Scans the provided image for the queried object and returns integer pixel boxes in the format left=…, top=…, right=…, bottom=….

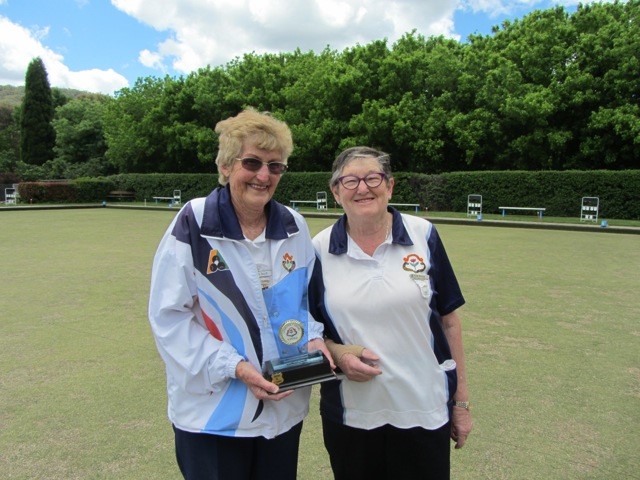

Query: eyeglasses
left=336, top=172, right=387, bottom=190
left=235, top=157, right=288, bottom=175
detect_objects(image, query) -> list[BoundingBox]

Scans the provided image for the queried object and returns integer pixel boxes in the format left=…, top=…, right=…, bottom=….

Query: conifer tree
left=20, top=57, right=55, bottom=165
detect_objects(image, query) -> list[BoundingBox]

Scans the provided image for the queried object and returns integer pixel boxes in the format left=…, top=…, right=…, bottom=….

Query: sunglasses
left=235, top=157, right=288, bottom=175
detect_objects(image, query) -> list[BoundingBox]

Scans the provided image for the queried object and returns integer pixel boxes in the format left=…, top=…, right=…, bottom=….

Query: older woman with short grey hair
left=310, top=145, right=473, bottom=480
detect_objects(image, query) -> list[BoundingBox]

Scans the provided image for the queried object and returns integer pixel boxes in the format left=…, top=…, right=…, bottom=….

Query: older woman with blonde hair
left=149, top=108, right=331, bottom=480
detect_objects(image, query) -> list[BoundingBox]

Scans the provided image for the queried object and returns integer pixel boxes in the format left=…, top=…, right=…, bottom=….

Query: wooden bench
left=107, top=190, right=135, bottom=201
left=389, top=202, right=420, bottom=212
left=499, top=206, right=546, bottom=219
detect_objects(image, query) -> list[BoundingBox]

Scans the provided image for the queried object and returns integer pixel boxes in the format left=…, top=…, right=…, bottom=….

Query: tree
left=97, top=1, right=637, bottom=174
left=102, top=77, right=168, bottom=173
left=20, top=57, right=55, bottom=165
left=567, top=0, right=640, bottom=169
left=0, top=105, right=20, bottom=172
left=52, top=96, right=110, bottom=174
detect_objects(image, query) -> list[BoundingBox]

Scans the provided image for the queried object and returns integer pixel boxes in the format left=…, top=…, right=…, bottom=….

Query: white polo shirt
left=310, top=209, right=464, bottom=430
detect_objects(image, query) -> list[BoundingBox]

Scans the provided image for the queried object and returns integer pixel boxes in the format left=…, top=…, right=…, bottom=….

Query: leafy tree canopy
left=2, top=2, right=638, bottom=178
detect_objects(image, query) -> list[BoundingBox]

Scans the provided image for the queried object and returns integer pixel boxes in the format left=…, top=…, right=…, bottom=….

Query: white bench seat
left=153, top=190, right=181, bottom=205
left=389, top=202, right=420, bottom=212
left=499, top=206, right=546, bottom=219
left=290, top=192, right=328, bottom=211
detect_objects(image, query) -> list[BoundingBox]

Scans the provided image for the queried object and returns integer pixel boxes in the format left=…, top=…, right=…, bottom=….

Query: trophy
left=263, top=319, right=335, bottom=391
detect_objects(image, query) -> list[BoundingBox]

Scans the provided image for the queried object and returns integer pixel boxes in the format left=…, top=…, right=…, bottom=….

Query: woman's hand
left=451, top=404, right=473, bottom=449
left=338, top=348, right=382, bottom=382
left=307, top=337, right=336, bottom=369
left=235, top=360, right=293, bottom=401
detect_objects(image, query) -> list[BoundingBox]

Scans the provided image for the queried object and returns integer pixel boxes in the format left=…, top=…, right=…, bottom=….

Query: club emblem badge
left=402, top=253, right=426, bottom=273
left=282, top=252, right=296, bottom=272
left=207, top=249, right=228, bottom=274
left=402, top=253, right=431, bottom=299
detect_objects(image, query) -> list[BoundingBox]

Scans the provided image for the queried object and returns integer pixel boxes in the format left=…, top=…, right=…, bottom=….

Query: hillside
left=0, top=85, right=95, bottom=108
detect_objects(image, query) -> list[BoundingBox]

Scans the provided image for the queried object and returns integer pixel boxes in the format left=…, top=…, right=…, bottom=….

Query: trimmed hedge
left=18, top=181, right=77, bottom=203
left=102, top=173, right=217, bottom=204
left=12, top=170, right=640, bottom=220
left=74, top=178, right=116, bottom=202
left=273, top=172, right=333, bottom=206
left=414, top=170, right=640, bottom=220
left=17, top=179, right=115, bottom=204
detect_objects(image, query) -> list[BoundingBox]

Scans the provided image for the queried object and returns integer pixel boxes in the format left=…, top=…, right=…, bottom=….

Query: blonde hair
left=214, top=108, right=293, bottom=185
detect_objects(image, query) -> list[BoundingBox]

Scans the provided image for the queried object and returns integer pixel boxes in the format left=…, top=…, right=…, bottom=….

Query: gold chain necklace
left=348, top=214, right=391, bottom=244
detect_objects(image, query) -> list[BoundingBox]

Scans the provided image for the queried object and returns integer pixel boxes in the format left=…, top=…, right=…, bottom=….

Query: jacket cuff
left=207, top=343, right=245, bottom=389
left=307, top=319, right=325, bottom=341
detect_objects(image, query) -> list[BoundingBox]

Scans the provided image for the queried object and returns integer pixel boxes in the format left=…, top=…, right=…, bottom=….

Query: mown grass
left=0, top=208, right=638, bottom=479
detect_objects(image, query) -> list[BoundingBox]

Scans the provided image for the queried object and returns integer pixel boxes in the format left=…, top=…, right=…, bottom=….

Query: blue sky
left=0, top=0, right=593, bottom=95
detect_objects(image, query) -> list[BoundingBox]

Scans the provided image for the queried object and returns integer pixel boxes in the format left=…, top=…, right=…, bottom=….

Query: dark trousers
left=322, top=418, right=451, bottom=480
left=173, top=422, right=303, bottom=480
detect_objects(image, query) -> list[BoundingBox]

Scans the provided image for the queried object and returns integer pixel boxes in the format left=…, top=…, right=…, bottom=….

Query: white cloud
left=111, top=0, right=459, bottom=76
left=459, top=0, right=543, bottom=16
left=56, top=67, right=130, bottom=95
left=315, top=0, right=355, bottom=27
left=0, top=15, right=128, bottom=94
left=1, top=0, right=617, bottom=93
left=31, top=24, right=50, bottom=41
left=139, top=49, right=166, bottom=71
left=458, top=0, right=609, bottom=17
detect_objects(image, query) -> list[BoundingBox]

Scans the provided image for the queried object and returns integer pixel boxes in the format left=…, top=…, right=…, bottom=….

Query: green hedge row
left=413, top=170, right=640, bottom=220
left=15, top=170, right=640, bottom=220
left=17, top=179, right=116, bottom=203
left=276, top=170, right=640, bottom=220
left=18, top=181, right=78, bottom=203
left=103, top=173, right=218, bottom=204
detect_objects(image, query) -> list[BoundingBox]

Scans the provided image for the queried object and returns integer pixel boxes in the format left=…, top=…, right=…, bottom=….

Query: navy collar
left=328, top=207, right=413, bottom=255
left=200, top=185, right=299, bottom=240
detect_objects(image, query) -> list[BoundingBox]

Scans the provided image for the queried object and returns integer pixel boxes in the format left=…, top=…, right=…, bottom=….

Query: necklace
left=384, top=215, right=391, bottom=240
left=347, top=213, right=391, bottom=255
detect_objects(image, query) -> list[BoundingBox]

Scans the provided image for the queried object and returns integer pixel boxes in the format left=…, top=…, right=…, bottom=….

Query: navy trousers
left=173, top=422, right=303, bottom=480
left=322, top=418, right=451, bottom=480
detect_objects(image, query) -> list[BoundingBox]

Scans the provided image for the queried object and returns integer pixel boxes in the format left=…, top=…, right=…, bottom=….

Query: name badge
left=410, top=273, right=431, bottom=299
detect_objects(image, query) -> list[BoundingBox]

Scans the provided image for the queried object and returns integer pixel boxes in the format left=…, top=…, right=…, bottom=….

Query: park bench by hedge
left=107, top=190, right=135, bottom=201
left=152, top=189, right=181, bottom=205
left=499, top=206, right=546, bottom=219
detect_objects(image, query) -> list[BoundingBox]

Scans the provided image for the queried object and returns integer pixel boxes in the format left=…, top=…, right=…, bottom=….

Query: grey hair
left=329, top=146, right=392, bottom=188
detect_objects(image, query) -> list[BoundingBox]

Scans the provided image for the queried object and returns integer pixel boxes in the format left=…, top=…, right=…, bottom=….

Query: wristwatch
left=454, top=401, right=470, bottom=410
